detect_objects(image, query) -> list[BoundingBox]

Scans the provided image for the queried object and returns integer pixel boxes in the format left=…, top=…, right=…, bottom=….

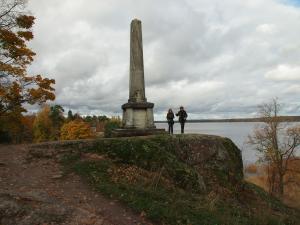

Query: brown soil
left=0, top=144, right=152, bottom=225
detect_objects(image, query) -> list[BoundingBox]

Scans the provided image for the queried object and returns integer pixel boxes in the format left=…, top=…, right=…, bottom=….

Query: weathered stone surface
left=122, top=102, right=154, bottom=109
left=168, top=134, right=244, bottom=186
left=129, top=19, right=146, bottom=103
left=120, top=19, right=159, bottom=132
left=111, top=128, right=166, bottom=137
left=28, top=134, right=244, bottom=189
left=122, top=107, right=155, bottom=129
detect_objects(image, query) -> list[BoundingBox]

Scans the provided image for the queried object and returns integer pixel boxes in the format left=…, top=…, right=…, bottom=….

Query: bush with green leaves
left=104, top=116, right=121, bottom=137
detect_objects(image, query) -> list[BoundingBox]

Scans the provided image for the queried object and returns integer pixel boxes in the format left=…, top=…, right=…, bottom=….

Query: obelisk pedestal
left=112, top=19, right=165, bottom=137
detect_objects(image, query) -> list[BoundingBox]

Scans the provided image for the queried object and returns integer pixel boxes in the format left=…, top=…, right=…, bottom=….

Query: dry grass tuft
left=108, top=165, right=174, bottom=189
left=245, top=158, right=300, bottom=209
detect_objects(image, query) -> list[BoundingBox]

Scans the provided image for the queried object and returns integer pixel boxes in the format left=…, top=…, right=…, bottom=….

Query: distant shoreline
left=155, top=116, right=300, bottom=123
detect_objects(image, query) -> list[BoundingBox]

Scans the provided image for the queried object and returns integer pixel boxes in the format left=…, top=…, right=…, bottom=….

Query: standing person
left=166, top=109, right=175, bottom=134
left=176, top=106, right=188, bottom=134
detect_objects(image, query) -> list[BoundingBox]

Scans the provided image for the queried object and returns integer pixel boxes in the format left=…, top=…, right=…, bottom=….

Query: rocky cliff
left=23, top=134, right=299, bottom=225
left=29, top=134, right=243, bottom=191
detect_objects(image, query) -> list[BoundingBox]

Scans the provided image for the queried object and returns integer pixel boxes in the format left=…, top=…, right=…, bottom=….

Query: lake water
left=155, top=122, right=300, bottom=165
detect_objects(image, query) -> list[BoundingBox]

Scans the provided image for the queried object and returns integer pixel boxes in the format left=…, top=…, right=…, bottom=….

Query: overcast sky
left=27, top=0, right=300, bottom=120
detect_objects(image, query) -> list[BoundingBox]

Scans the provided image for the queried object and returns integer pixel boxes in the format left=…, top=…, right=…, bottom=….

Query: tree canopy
left=0, top=0, right=55, bottom=118
left=0, top=0, right=55, bottom=142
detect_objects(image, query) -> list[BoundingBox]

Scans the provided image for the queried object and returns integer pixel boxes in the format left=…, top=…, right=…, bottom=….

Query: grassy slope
left=60, top=135, right=300, bottom=225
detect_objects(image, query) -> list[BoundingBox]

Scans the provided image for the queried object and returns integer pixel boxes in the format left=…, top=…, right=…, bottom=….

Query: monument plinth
left=112, top=19, right=165, bottom=137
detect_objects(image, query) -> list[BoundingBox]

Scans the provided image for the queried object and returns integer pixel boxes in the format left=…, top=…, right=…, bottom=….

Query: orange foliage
left=21, top=114, right=36, bottom=142
left=0, top=1, right=55, bottom=143
left=246, top=158, right=300, bottom=209
left=0, top=1, right=55, bottom=119
left=96, top=121, right=105, bottom=132
left=60, top=120, right=95, bottom=140
left=244, top=164, right=258, bottom=174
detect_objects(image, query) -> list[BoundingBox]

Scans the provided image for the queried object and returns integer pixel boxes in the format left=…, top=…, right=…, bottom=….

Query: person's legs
left=168, top=123, right=171, bottom=134
left=170, top=123, right=173, bottom=134
left=180, top=122, right=185, bottom=134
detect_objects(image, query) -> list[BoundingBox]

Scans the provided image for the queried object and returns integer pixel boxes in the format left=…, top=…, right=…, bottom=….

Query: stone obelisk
left=112, top=19, right=165, bottom=137
left=129, top=19, right=146, bottom=103
left=122, top=18, right=155, bottom=129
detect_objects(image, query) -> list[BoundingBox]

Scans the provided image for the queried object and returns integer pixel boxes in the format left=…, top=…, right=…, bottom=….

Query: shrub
left=104, top=116, right=121, bottom=137
left=60, top=120, right=94, bottom=140
left=33, top=105, right=53, bottom=142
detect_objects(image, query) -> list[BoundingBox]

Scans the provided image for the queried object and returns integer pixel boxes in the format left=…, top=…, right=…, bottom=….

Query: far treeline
left=0, top=104, right=122, bottom=144
left=156, top=116, right=300, bottom=123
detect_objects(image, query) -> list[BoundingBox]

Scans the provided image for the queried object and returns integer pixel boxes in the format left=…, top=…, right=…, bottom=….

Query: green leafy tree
left=98, top=115, right=109, bottom=122
left=104, top=116, right=121, bottom=137
left=49, top=104, right=64, bottom=139
left=67, top=109, right=74, bottom=121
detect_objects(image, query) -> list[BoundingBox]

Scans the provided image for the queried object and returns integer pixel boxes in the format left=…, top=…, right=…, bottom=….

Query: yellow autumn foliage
left=33, top=105, right=53, bottom=143
left=60, top=120, right=94, bottom=140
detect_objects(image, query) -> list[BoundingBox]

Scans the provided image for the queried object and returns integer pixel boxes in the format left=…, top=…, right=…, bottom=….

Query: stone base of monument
left=114, top=101, right=166, bottom=137
left=122, top=102, right=156, bottom=129
left=111, top=128, right=166, bottom=137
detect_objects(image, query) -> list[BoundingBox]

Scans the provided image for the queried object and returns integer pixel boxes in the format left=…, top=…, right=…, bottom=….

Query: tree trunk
left=278, top=172, right=284, bottom=198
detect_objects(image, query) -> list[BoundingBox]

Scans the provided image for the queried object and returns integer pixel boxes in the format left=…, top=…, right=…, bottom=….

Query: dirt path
left=0, top=144, right=152, bottom=225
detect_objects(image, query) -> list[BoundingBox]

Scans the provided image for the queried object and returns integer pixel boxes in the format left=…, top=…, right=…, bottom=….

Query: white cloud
left=284, top=84, right=300, bottom=94
left=265, top=64, right=300, bottom=81
left=256, top=24, right=276, bottom=34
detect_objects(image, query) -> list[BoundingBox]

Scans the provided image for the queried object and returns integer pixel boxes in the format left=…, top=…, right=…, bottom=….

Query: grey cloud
left=27, top=0, right=300, bottom=118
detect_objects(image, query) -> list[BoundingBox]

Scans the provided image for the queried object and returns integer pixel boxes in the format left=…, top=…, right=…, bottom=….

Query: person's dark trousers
left=180, top=122, right=185, bottom=134
left=168, top=123, right=173, bottom=134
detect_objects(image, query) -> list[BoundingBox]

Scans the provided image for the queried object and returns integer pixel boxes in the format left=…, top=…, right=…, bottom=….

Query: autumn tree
left=49, top=104, right=64, bottom=139
left=60, top=120, right=94, bottom=140
left=33, top=105, right=53, bottom=142
left=21, top=114, right=35, bottom=142
left=248, top=98, right=300, bottom=198
left=0, top=0, right=55, bottom=141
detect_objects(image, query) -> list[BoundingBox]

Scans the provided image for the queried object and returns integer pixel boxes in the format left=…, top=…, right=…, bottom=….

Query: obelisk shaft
left=116, top=18, right=162, bottom=134
left=129, top=19, right=146, bottom=103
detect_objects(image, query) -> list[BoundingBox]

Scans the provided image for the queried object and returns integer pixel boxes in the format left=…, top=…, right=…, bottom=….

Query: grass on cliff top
left=60, top=135, right=300, bottom=225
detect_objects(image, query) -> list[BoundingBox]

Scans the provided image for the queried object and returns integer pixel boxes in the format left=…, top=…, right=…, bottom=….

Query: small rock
left=140, top=211, right=146, bottom=217
left=51, top=174, right=63, bottom=179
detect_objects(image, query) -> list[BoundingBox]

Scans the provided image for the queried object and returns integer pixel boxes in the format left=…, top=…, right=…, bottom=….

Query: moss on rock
left=29, top=134, right=244, bottom=192
left=28, top=134, right=300, bottom=225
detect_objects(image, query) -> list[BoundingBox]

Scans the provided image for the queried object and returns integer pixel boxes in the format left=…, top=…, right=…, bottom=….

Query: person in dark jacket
left=166, top=108, right=175, bottom=134
left=176, top=106, right=188, bottom=134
